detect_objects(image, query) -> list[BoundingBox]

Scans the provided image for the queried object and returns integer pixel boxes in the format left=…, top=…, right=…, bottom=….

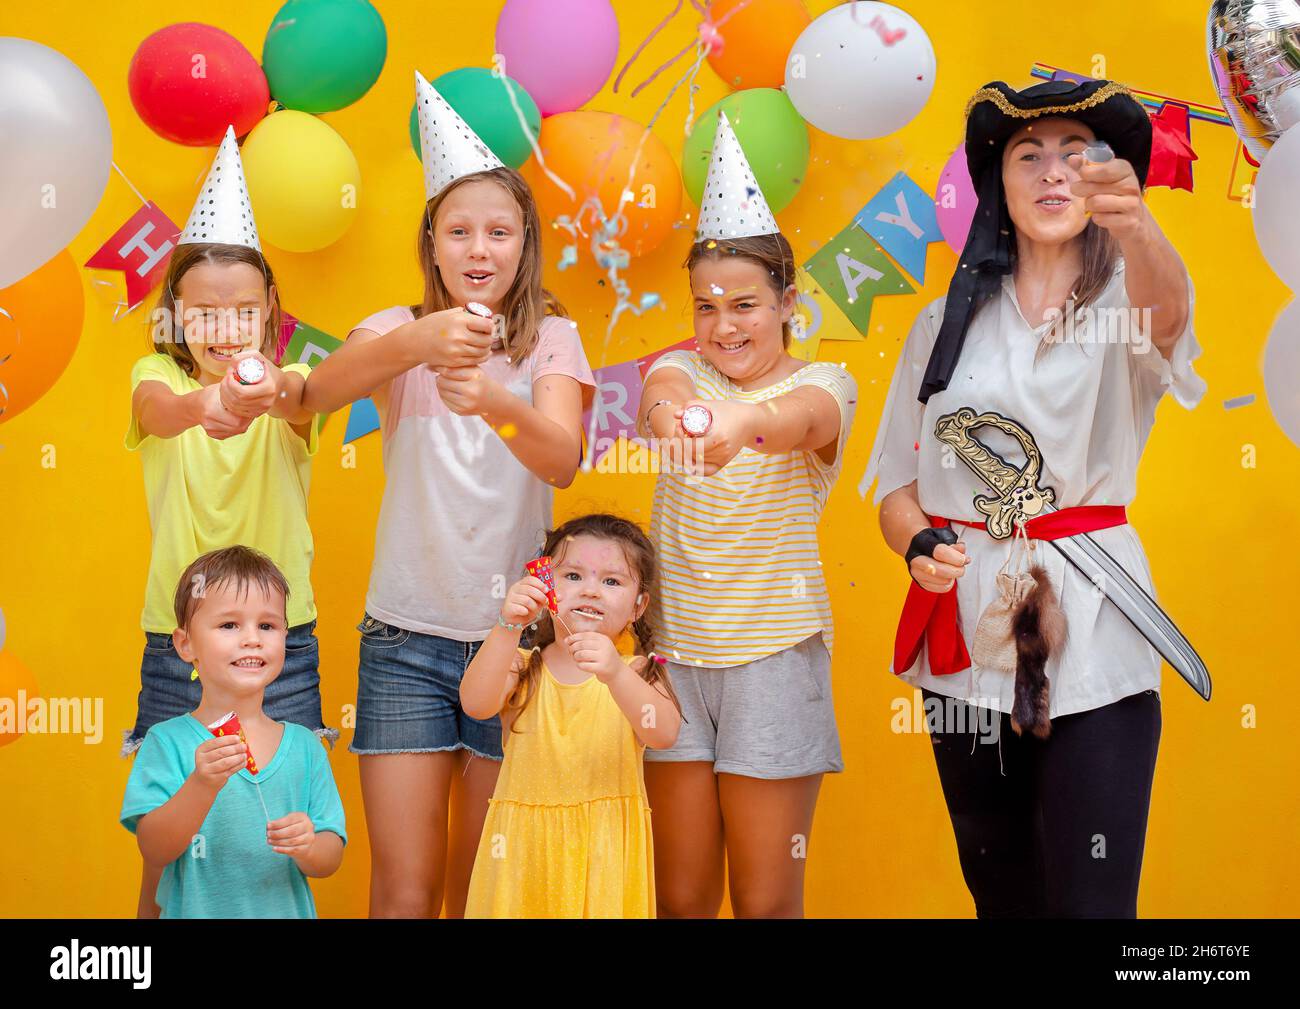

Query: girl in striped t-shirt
left=635, top=225, right=856, bottom=918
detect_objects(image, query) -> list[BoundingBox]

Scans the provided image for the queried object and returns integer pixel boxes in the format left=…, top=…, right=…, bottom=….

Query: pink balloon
left=935, top=145, right=977, bottom=253
left=495, top=0, right=619, bottom=116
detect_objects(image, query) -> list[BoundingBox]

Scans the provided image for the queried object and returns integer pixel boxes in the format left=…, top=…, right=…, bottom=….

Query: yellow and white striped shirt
left=646, top=351, right=857, bottom=667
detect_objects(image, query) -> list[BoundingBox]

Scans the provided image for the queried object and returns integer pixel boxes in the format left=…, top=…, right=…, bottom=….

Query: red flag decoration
left=84, top=202, right=181, bottom=310
left=1146, top=102, right=1198, bottom=192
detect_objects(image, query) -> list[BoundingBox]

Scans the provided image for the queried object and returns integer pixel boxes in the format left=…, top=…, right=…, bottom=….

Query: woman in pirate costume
left=865, top=79, right=1208, bottom=918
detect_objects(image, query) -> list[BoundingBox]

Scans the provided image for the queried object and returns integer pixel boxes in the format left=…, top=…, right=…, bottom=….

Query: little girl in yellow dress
left=460, top=513, right=682, bottom=918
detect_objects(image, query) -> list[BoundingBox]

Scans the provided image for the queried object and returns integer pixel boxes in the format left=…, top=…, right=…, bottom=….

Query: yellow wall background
left=2, top=0, right=1296, bottom=918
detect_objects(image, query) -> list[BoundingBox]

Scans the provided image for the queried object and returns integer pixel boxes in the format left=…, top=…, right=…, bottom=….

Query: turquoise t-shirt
left=120, top=715, right=347, bottom=919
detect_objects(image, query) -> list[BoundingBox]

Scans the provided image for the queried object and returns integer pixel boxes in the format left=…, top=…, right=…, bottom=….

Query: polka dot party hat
left=177, top=126, right=261, bottom=251
left=415, top=70, right=504, bottom=200
left=695, top=111, right=779, bottom=242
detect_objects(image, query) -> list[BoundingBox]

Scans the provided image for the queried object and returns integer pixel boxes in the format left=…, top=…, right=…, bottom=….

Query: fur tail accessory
left=1010, top=563, right=1067, bottom=739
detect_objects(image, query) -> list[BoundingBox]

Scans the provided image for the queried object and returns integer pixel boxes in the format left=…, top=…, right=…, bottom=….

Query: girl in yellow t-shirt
left=122, top=129, right=331, bottom=919
left=460, top=514, right=682, bottom=918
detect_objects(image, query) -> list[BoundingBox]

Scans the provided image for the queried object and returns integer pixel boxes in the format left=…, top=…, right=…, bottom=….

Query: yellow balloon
left=241, top=109, right=360, bottom=253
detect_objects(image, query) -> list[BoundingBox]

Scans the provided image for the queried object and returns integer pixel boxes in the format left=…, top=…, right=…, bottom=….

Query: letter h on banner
left=84, top=202, right=182, bottom=311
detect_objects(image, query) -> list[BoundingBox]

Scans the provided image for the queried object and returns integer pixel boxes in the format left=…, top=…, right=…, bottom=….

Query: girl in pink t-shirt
left=303, top=166, right=594, bottom=917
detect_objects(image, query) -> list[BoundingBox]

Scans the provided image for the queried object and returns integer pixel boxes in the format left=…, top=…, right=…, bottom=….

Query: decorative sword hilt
left=934, top=407, right=1056, bottom=540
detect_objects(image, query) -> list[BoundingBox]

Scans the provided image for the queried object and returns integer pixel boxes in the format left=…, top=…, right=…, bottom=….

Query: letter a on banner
left=803, top=223, right=914, bottom=337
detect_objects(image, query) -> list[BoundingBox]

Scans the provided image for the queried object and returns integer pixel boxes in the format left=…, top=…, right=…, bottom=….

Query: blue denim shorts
left=122, top=620, right=337, bottom=757
left=349, top=613, right=504, bottom=760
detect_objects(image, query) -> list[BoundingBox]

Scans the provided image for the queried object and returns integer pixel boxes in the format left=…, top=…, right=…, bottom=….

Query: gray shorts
left=646, top=633, right=843, bottom=779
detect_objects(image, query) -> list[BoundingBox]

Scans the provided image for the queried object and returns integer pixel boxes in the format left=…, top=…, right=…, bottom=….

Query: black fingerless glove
left=904, top=526, right=958, bottom=583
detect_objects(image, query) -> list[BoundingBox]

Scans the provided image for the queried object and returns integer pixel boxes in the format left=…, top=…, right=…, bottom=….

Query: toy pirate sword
left=934, top=407, right=1211, bottom=700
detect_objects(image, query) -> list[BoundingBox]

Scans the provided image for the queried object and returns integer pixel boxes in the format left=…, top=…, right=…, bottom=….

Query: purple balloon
left=935, top=145, right=977, bottom=254
left=495, top=0, right=619, bottom=116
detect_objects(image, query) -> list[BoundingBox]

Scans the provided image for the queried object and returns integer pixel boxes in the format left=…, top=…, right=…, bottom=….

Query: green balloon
left=682, top=88, right=810, bottom=215
left=408, top=67, right=541, bottom=171
left=263, top=0, right=387, bottom=114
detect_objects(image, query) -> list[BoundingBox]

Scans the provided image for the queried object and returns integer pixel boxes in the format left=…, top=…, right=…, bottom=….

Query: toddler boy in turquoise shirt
left=121, top=545, right=345, bottom=917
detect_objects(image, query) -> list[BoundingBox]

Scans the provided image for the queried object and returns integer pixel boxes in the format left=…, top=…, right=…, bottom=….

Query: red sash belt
left=893, top=505, right=1128, bottom=677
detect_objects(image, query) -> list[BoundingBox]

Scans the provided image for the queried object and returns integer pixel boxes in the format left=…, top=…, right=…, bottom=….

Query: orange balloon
left=0, top=250, right=84, bottom=424
left=525, top=111, right=683, bottom=258
left=707, top=0, right=811, bottom=90
left=0, top=650, right=40, bottom=749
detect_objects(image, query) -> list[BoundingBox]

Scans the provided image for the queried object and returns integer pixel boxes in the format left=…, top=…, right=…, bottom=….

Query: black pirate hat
left=918, top=79, right=1153, bottom=403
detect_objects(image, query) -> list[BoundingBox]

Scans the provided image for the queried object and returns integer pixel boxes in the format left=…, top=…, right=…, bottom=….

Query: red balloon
left=128, top=23, right=269, bottom=146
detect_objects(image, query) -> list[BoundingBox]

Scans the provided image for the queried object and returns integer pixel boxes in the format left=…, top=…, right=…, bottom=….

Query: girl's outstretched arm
left=460, top=576, right=550, bottom=719
left=459, top=624, right=525, bottom=720
left=681, top=385, right=843, bottom=476
left=134, top=381, right=251, bottom=441
left=435, top=370, right=584, bottom=488
left=487, top=374, right=584, bottom=488
left=636, top=365, right=695, bottom=439
left=301, top=308, right=494, bottom=414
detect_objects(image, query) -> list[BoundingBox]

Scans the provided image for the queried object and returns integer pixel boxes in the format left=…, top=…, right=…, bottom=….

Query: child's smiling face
left=690, top=255, right=796, bottom=384
left=431, top=178, right=525, bottom=314
left=551, top=534, right=646, bottom=641
left=172, top=578, right=287, bottom=697
left=174, top=261, right=274, bottom=387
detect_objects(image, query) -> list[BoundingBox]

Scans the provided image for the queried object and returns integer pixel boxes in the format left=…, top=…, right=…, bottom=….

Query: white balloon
left=784, top=1, right=936, bottom=140
left=1253, top=123, right=1300, bottom=290
left=1264, top=298, right=1300, bottom=450
left=0, top=38, right=112, bottom=287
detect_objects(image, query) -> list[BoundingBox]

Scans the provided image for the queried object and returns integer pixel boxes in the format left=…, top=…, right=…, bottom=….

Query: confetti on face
left=710, top=284, right=725, bottom=296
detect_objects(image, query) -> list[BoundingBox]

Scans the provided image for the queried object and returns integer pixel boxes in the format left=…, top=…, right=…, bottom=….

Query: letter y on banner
left=853, top=172, right=944, bottom=283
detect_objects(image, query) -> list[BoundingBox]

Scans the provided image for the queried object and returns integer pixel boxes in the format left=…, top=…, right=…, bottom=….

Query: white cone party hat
left=178, top=126, right=261, bottom=250
left=695, top=111, right=780, bottom=242
left=415, top=71, right=504, bottom=200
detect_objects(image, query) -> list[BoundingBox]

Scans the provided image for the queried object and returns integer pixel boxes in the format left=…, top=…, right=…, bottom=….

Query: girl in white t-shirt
left=304, top=164, right=594, bottom=918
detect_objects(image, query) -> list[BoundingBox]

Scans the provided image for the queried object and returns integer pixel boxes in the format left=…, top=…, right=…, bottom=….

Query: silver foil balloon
left=1207, top=0, right=1300, bottom=160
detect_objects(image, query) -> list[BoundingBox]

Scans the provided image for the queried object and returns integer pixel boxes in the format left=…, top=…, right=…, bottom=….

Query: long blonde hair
left=149, top=243, right=281, bottom=379
left=505, top=514, right=682, bottom=731
left=414, top=166, right=567, bottom=368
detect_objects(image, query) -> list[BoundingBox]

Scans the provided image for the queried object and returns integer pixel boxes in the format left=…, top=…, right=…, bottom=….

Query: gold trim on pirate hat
left=965, top=79, right=1152, bottom=188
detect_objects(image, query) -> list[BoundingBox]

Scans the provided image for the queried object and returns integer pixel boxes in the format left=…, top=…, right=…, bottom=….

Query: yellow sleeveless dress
left=464, top=646, right=655, bottom=918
